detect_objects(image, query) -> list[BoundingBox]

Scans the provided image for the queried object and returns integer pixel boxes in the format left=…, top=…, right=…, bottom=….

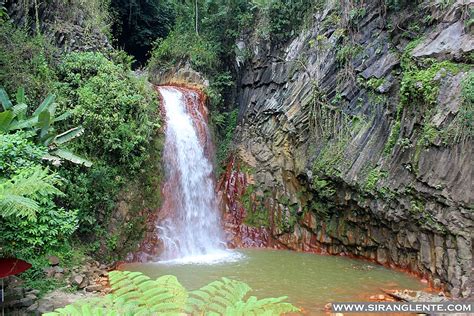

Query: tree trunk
left=195, top=0, right=199, bottom=35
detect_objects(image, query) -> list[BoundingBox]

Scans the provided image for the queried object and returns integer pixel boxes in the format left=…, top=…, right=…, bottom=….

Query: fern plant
left=0, top=166, right=63, bottom=220
left=44, top=271, right=300, bottom=316
left=0, top=87, right=92, bottom=167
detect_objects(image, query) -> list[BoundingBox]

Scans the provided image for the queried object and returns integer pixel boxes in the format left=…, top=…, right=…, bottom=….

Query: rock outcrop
left=6, top=0, right=111, bottom=52
left=221, top=0, right=473, bottom=298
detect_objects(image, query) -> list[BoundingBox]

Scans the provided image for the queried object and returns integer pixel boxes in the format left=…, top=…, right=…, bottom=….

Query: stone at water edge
left=324, top=302, right=332, bottom=311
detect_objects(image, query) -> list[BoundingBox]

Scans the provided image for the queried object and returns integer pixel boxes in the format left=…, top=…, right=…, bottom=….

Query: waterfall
left=157, top=86, right=234, bottom=264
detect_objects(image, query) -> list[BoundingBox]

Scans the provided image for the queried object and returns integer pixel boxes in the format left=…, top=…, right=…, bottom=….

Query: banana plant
left=0, top=87, right=92, bottom=167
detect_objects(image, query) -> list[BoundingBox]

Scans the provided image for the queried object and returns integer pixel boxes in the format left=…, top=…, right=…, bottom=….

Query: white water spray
left=157, top=87, right=236, bottom=264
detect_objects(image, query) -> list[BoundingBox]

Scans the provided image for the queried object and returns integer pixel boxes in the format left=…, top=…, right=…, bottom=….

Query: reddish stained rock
left=217, top=156, right=271, bottom=248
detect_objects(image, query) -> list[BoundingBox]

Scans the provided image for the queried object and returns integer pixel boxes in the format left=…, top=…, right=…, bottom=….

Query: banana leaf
left=38, top=111, right=51, bottom=139
left=0, top=88, right=12, bottom=111
left=0, top=110, right=13, bottom=132
left=32, top=94, right=55, bottom=116
left=12, top=103, right=27, bottom=118
left=9, top=116, right=38, bottom=130
left=53, top=110, right=72, bottom=123
left=50, top=149, right=92, bottom=167
left=15, top=87, right=26, bottom=104
left=52, top=126, right=84, bottom=145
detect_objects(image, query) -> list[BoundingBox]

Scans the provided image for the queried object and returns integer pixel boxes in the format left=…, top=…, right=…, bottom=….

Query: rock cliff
left=220, top=0, right=473, bottom=298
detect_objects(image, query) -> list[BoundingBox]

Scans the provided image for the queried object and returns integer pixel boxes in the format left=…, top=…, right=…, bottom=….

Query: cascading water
left=156, top=86, right=235, bottom=263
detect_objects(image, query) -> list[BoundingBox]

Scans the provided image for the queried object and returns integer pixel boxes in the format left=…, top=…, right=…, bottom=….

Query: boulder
left=85, top=284, right=102, bottom=292
left=48, top=255, right=60, bottom=266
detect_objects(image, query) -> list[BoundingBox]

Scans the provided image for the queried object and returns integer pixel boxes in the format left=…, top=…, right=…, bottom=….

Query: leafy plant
left=44, top=271, right=300, bottom=315
left=0, top=21, right=57, bottom=102
left=441, top=71, right=474, bottom=143
left=312, top=176, right=336, bottom=199
left=0, top=166, right=63, bottom=220
left=0, top=88, right=92, bottom=167
left=56, top=51, right=156, bottom=172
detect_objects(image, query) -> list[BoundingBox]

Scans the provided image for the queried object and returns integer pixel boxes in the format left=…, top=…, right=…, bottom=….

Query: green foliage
left=312, top=132, right=349, bottom=178
left=0, top=88, right=91, bottom=166
left=52, top=51, right=162, bottom=257
left=0, top=132, right=77, bottom=260
left=60, top=163, right=123, bottom=234
left=0, top=165, right=63, bottom=221
left=0, top=87, right=83, bottom=261
left=441, top=71, right=474, bottom=143
left=400, top=60, right=461, bottom=109
left=0, top=198, right=78, bottom=258
left=419, top=122, right=438, bottom=147
left=0, top=22, right=57, bottom=102
left=110, top=0, right=175, bottom=64
left=312, top=176, right=336, bottom=199
left=148, top=0, right=251, bottom=75
left=336, top=43, right=362, bottom=68
left=0, top=131, right=45, bottom=176
left=384, top=0, right=418, bottom=12
left=364, top=167, right=388, bottom=192
left=241, top=185, right=270, bottom=228
left=384, top=120, right=401, bottom=155
left=150, top=29, right=220, bottom=74
left=252, top=0, right=313, bottom=43
left=45, top=271, right=299, bottom=315
left=56, top=51, right=157, bottom=172
left=0, top=128, right=78, bottom=259
left=215, top=109, right=239, bottom=174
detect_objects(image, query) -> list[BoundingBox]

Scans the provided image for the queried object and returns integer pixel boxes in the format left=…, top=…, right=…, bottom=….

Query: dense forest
left=0, top=0, right=472, bottom=314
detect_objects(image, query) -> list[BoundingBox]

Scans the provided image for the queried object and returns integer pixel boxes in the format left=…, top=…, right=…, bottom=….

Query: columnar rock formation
left=220, top=0, right=473, bottom=298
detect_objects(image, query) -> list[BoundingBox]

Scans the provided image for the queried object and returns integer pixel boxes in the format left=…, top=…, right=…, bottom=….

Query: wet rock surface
left=220, top=0, right=473, bottom=299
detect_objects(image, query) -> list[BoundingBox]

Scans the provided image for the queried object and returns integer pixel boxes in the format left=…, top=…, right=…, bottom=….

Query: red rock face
left=217, top=156, right=270, bottom=248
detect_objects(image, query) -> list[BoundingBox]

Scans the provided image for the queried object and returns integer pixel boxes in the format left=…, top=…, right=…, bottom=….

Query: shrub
left=0, top=22, right=57, bottom=102
left=0, top=132, right=78, bottom=258
left=56, top=51, right=158, bottom=172
left=0, top=131, right=45, bottom=176
left=0, top=200, right=78, bottom=258
left=59, top=163, right=123, bottom=234
left=149, top=29, right=220, bottom=75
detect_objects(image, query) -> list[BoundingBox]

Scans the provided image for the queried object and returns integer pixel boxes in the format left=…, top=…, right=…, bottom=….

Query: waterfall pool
left=120, top=248, right=425, bottom=314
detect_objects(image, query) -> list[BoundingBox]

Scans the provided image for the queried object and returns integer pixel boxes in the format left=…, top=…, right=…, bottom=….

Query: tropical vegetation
left=45, top=271, right=299, bottom=315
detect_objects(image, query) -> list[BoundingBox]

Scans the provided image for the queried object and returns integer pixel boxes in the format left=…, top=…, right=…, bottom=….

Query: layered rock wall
left=222, top=0, right=473, bottom=298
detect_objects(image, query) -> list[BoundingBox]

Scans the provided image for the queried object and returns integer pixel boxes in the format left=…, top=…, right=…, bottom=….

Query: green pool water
left=120, top=248, right=424, bottom=315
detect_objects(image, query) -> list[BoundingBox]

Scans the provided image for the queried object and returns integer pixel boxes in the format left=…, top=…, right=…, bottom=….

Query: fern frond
left=9, top=166, right=63, bottom=197
left=0, top=193, right=39, bottom=221
left=0, top=167, right=63, bottom=220
left=47, top=272, right=299, bottom=316
left=187, top=277, right=251, bottom=315
left=108, top=271, right=188, bottom=313
left=225, top=296, right=300, bottom=316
